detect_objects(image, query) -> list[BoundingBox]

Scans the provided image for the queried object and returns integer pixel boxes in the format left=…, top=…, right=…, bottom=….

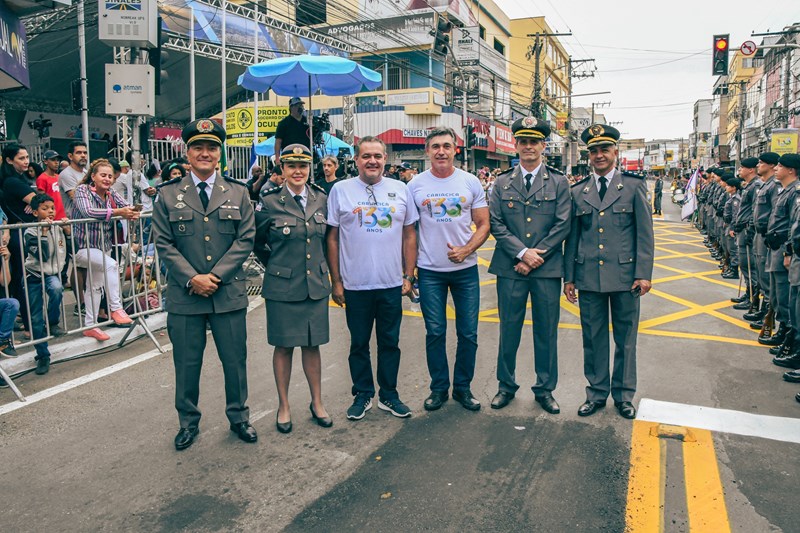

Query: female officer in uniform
left=254, top=144, right=333, bottom=433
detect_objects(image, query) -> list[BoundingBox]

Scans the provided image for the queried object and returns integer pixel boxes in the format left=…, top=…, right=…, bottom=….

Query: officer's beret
left=280, top=143, right=313, bottom=163
left=706, top=167, right=717, bottom=175
left=740, top=157, right=758, bottom=169
left=721, top=171, right=735, bottom=181
left=512, top=116, right=550, bottom=140
left=779, top=153, right=800, bottom=171
left=581, top=123, right=620, bottom=148
left=182, top=119, right=225, bottom=147
left=759, top=152, right=780, bottom=165
left=725, top=176, right=743, bottom=188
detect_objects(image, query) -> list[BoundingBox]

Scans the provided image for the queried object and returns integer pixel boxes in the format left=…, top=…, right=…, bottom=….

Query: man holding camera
left=273, top=97, right=311, bottom=164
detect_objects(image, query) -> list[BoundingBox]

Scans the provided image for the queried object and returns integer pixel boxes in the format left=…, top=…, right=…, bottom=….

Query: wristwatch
left=403, top=274, right=417, bottom=284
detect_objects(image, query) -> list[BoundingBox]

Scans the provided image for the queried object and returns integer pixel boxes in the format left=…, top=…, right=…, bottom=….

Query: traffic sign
left=741, top=40, right=757, bottom=56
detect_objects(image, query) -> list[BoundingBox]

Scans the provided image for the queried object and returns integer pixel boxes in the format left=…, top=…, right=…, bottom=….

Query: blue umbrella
left=256, top=132, right=353, bottom=158
left=238, top=54, right=383, bottom=96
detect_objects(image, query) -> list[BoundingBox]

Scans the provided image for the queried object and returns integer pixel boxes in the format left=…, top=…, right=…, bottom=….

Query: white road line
left=637, top=398, right=800, bottom=444
left=0, top=299, right=265, bottom=418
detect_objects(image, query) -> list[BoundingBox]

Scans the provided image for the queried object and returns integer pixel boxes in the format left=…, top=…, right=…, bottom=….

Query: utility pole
left=77, top=0, right=90, bottom=152
left=737, top=80, right=746, bottom=158
left=566, top=57, right=594, bottom=174
left=527, top=31, right=571, bottom=119
left=591, top=101, right=611, bottom=123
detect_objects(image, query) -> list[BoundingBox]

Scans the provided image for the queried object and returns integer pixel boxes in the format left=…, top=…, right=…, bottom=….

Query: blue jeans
left=418, top=265, right=480, bottom=392
left=27, top=274, right=63, bottom=359
left=0, top=298, right=20, bottom=341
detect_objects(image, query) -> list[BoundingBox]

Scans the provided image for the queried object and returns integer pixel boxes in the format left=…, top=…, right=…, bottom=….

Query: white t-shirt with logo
left=407, top=168, right=488, bottom=272
left=327, top=177, right=419, bottom=290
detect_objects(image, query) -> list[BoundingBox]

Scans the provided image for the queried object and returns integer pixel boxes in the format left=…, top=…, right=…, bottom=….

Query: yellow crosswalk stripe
left=683, top=429, right=732, bottom=532
left=625, top=421, right=665, bottom=533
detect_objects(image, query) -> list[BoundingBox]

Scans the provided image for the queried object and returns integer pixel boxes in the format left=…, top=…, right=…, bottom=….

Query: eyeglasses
left=366, top=184, right=376, bottom=204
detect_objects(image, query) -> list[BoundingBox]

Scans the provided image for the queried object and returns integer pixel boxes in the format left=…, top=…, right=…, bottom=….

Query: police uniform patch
left=197, top=120, right=214, bottom=133
left=589, top=125, right=604, bottom=137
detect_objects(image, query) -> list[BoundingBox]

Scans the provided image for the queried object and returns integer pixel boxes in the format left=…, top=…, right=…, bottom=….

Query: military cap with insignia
left=759, top=152, right=780, bottom=165
left=581, top=123, right=620, bottom=148
left=512, top=116, right=551, bottom=140
left=740, top=157, right=759, bottom=169
left=779, top=153, right=800, bottom=171
left=280, top=143, right=313, bottom=163
left=182, top=118, right=226, bottom=146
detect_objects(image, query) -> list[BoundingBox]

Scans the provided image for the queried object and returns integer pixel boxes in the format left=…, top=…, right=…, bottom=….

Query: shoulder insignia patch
left=223, top=176, right=246, bottom=186
left=545, top=165, right=564, bottom=176
left=260, top=186, right=281, bottom=197
left=310, top=182, right=327, bottom=195
left=571, top=176, right=591, bottom=188
left=156, top=176, right=181, bottom=189
left=622, top=170, right=645, bottom=179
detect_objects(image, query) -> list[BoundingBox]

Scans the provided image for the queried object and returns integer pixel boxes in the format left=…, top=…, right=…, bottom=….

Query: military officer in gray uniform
left=747, top=153, right=781, bottom=325
left=721, top=173, right=741, bottom=279
left=774, top=154, right=800, bottom=378
left=488, top=117, right=571, bottom=414
left=153, top=119, right=257, bottom=450
left=564, top=124, right=654, bottom=420
left=732, top=158, right=761, bottom=313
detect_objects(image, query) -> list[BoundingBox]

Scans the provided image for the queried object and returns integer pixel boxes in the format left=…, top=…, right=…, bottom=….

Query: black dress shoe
left=276, top=415, right=292, bottom=434
left=423, top=390, right=449, bottom=411
left=452, top=389, right=481, bottom=411
left=490, top=391, right=514, bottom=410
left=615, top=401, right=637, bottom=419
left=309, top=403, right=333, bottom=428
left=174, top=427, right=199, bottom=451
left=535, top=393, right=560, bottom=414
left=230, top=421, right=258, bottom=443
left=577, top=400, right=606, bottom=417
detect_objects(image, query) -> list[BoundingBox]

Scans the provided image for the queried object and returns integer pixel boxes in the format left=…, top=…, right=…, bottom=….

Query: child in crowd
left=24, top=193, right=69, bottom=375
left=0, top=239, right=20, bottom=358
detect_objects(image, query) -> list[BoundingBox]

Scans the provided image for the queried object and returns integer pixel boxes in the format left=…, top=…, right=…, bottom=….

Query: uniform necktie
left=198, top=181, right=209, bottom=210
left=598, top=176, right=607, bottom=201
left=294, top=194, right=304, bottom=213
left=525, top=173, right=533, bottom=192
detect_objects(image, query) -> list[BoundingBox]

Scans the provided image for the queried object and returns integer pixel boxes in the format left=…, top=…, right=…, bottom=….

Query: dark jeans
left=418, top=265, right=479, bottom=392
left=27, top=274, right=63, bottom=359
left=0, top=298, right=20, bottom=340
left=344, top=286, right=402, bottom=401
left=7, top=229, right=29, bottom=331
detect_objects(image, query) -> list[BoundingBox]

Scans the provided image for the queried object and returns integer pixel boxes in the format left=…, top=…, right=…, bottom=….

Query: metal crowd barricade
left=0, top=213, right=165, bottom=401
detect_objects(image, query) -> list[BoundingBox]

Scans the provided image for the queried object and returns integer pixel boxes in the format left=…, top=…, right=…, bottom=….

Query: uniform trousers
left=495, top=276, right=560, bottom=396
left=726, top=230, right=738, bottom=267
left=770, top=270, right=790, bottom=324
left=578, top=290, right=640, bottom=403
left=755, top=235, right=771, bottom=300
left=737, top=234, right=758, bottom=292
left=167, top=308, right=250, bottom=429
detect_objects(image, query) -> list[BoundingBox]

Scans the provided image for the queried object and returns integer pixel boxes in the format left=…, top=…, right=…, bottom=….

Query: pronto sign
left=225, top=106, right=289, bottom=146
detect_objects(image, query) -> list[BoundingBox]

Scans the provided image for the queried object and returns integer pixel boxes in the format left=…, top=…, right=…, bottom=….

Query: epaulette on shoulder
left=622, top=170, right=645, bottom=179
left=571, top=176, right=591, bottom=188
left=310, top=182, right=327, bottom=195
left=155, top=176, right=181, bottom=189
left=260, top=186, right=281, bottom=197
left=497, top=167, right=514, bottom=177
left=545, top=165, right=564, bottom=176
left=224, top=176, right=246, bottom=186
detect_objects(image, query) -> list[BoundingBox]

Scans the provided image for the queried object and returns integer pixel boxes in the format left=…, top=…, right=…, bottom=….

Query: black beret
left=740, top=157, right=758, bottom=169
left=725, top=176, right=743, bottom=188
left=182, top=119, right=225, bottom=146
left=759, top=152, right=780, bottom=165
left=779, top=153, right=800, bottom=171
left=721, top=171, right=735, bottom=182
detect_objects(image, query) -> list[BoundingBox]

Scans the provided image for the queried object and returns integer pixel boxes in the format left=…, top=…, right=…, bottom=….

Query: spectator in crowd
left=317, top=156, right=340, bottom=194
left=163, top=162, right=186, bottom=182
left=58, top=141, right=88, bottom=218
left=246, top=165, right=268, bottom=202
left=254, top=144, right=333, bottom=433
left=72, top=159, right=139, bottom=341
left=26, top=162, right=43, bottom=184
left=24, top=193, right=68, bottom=376
left=397, top=162, right=414, bottom=184
left=259, top=165, right=286, bottom=196
left=36, top=150, right=67, bottom=221
left=58, top=160, right=69, bottom=172
left=0, top=143, right=37, bottom=337
left=273, top=97, right=310, bottom=163
left=0, top=204, right=19, bottom=358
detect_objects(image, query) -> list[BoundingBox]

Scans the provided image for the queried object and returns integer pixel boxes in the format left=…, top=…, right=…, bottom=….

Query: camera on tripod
left=311, top=113, right=331, bottom=145
left=27, top=114, right=53, bottom=139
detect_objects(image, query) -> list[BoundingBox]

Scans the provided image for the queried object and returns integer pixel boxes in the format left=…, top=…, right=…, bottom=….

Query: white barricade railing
left=0, top=213, right=165, bottom=401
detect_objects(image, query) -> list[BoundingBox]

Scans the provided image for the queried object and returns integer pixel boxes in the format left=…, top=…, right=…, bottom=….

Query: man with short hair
left=35, top=150, right=67, bottom=220
left=653, top=174, right=663, bottom=215
left=408, top=127, right=490, bottom=412
left=273, top=97, right=310, bottom=163
left=327, top=136, right=418, bottom=420
left=317, top=155, right=340, bottom=195
left=564, top=124, right=654, bottom=420
left=732, top=158, right=761, bottom=313
left=58, top=141, right=87, bottom=217
left=488, top=117, right=571, bottom=414
left=397, top=162, right=414, bottom=184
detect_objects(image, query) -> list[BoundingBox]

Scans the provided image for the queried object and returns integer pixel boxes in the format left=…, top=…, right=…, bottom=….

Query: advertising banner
left=771, top=129, right=799, bottom=155
left=0, top=2, right=29, bottom=89
left=225, top=106, right=290, bottom=146
left=319, top=13, right=435, bottom=51
left=494, top=124, right=515, bottom=155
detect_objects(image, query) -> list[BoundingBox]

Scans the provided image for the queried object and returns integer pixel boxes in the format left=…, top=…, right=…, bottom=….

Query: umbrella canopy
left=256, top=132, right=354, bottom=158
left=238, top=54, right=382, bottom=96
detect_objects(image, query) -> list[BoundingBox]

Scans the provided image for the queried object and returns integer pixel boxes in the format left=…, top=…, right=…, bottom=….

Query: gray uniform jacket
left=488, top=165, right=571, bottom=279
left=766, top=181, right=800, bottom=272
left=254, top=182, right=331, bottom=302
left=564, top=170, right=655, bottom=292
left=788, top=195, right=800, bottom=286
left=755, top=177, right=779, bottom=235
left=733, top=178, right=761, bottom=245
left=153, top=173, right=255, bottom=315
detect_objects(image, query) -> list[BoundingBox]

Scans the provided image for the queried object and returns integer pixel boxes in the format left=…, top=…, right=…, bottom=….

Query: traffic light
left=431, top=14, right=452, bottom=57
left=465, top=124, right=478, bottom=150
left=712, top=34, right=729, bottom=76
left=148, top=16, right=168, bottom=95
left=455, top=146, right=464, bottom=162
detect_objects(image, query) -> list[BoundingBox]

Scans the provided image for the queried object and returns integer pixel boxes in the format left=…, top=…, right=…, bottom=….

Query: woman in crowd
left=0, top=144, right=36, bottom=335
left=71, top=159, right=141, bottom=341
left=162, top=162, right=185, bottom=181
left=254, top=144, right=333, bottom=433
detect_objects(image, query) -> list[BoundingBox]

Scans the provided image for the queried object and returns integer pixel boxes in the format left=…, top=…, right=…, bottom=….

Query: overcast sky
left=494, top=0, right=800, bottom=140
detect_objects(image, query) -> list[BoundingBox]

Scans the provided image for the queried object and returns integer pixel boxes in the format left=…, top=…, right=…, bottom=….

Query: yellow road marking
left=625, top=421, right=665, bottom=533
left=684, top=429, right=732, bottom=532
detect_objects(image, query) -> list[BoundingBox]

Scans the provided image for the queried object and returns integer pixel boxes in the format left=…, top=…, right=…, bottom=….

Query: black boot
left=770, top=330, right=794, bottom=355
left=773, top=349, right=800, bottom=369
left=744, top=296, right=767, bottom=321
left=731, top=287, right=750, bottom=304
left=760, top=322, right=788, bottom=346
left=722, top=266, right=739, bottom=279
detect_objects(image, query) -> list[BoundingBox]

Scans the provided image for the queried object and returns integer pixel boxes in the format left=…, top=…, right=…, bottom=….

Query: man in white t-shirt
left=407, top=127, right=490, bottom=412
left=327, top=136, right=419, bottom=421
left=58, top=140, right=87, bottom=217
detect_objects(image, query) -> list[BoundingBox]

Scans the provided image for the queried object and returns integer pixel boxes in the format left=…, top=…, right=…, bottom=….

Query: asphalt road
left=1, top=190, right=798, bottom=532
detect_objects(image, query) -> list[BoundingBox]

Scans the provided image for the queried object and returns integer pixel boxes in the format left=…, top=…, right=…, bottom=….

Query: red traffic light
left=715, top=37, right=728, bottom=51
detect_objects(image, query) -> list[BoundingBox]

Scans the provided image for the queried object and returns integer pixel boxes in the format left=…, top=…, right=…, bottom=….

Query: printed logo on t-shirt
left=421, top=194, right=466, bottom=222
left=352, top=205, right=395, bottom=231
